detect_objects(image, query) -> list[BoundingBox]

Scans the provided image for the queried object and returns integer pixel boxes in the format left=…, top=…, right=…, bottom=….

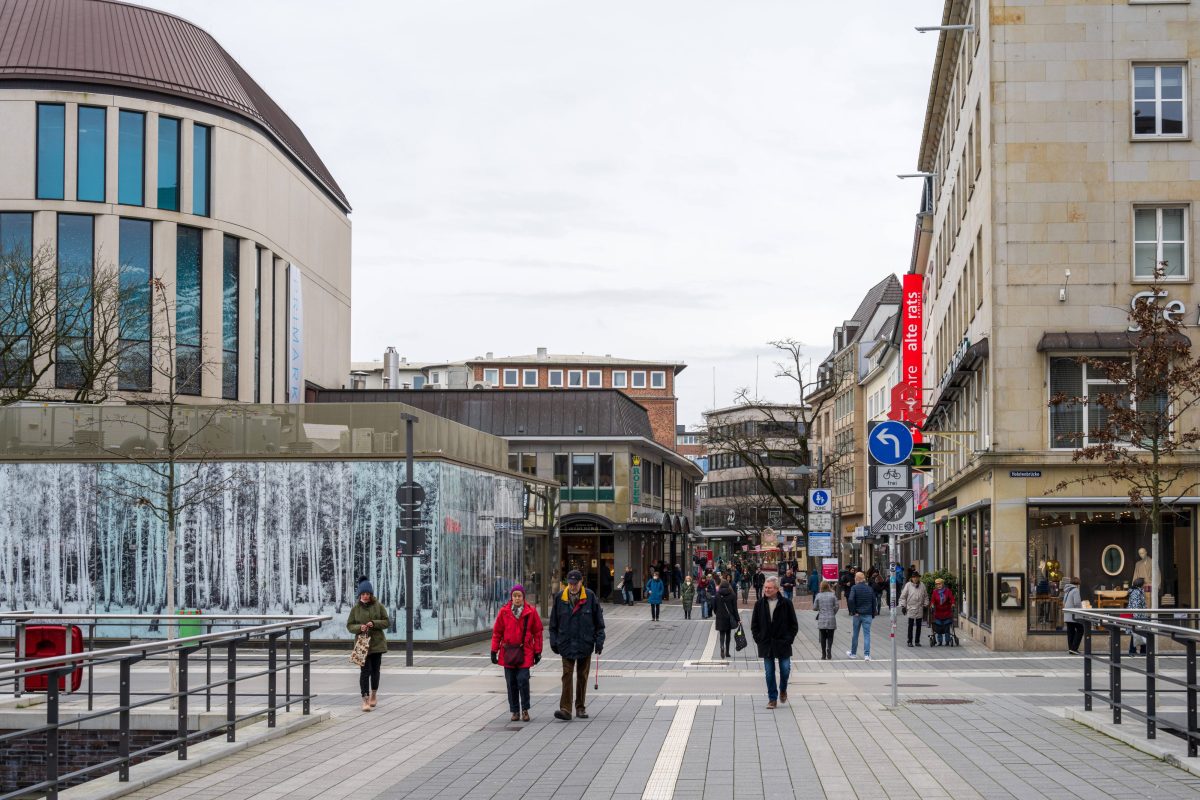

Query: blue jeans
left=850, top=614, right=872, bottom=656
left=622, top=586, right=633, bottom=604
left=701, top=597, right=710, bottom=618
left=762, top=656, right=791, bottom=701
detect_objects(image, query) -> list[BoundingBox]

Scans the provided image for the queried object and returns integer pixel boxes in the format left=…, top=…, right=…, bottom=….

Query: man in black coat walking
left=750, top=576, right=799, bottom=709
left=549, top=570, right=606, bottom=721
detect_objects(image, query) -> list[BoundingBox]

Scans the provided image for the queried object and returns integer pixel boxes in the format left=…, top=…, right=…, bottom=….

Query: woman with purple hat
left=491, top=583, right=544, bottom=722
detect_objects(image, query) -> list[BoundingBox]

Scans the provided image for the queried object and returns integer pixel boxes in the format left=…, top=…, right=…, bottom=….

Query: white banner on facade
left=287, top=264, right=303, bottom=403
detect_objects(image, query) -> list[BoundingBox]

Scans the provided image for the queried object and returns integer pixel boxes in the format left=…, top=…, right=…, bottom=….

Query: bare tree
left=97, top=277, right=248, bottom=632
left=0, top=241, right=138, bottom=405
left=1049, top=272, right=1200, bottom=609
left=703, top=339, right=854, bottom=540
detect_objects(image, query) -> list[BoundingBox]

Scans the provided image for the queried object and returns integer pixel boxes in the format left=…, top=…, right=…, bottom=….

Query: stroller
left=928, top=608, right=960, bottom=647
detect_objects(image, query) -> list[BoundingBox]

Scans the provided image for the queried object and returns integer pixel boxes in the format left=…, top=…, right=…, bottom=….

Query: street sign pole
left=890, top=532, right=898, bottom=708
left=404, top=415, right=416, bottom=667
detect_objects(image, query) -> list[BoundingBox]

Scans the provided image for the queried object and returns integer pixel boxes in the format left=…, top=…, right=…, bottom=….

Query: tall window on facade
left=254, top=246, right=262, bottom=403
left=571, top=454, right=596, bottom=487
left=157, top=116, right=180, bottom=211
left=1134, top=206, right=1187, bottom=279
left=1049, top=357, right=1128, bottom=448
left=598, top=454, right=614, bottom=488
left=0, top=213, right=34, bottom=387
left=222, top=235, right=240, bottom=400
left=118, top=111, right=145, bottom=206
left=193, top=124, right=211, bottom=216
left=1133, top=65, right=1186, bottom=138
left=175, top=227, right=202, bottom=395
left=76, top=106, right=106, bottom=202
left=36, top=104, right=65, bottom=200
left=553, top=454, right=568, bottom=486
left=117, top=219, right=152, bottom=391
left=55, top=214, right=94, bottom=389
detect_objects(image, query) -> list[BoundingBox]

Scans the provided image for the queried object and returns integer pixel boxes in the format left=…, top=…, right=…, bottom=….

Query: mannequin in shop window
left=1132, top=547, right=1160, bottom=594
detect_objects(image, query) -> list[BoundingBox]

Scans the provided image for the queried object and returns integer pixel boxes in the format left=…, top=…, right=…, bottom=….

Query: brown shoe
left=576, top=708, right=589, bottom=719
left=780, top=691, right=788, bottom=704
left=767, top=700, right=777, bottom=710
left=521, top=711, right=530, bottom=722
left=510, top=712, right=520, bottom=722
left=361, top=697, right=371, bottom=712
left=553, top=709, right=571, bottom=721
left=369, top=691, right=378, bottom=708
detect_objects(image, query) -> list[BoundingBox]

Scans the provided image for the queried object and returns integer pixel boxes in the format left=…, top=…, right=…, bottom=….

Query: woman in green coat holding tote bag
left=680, top=574, right=696, bottom=619
left=347, top=577, right=389, bottom=712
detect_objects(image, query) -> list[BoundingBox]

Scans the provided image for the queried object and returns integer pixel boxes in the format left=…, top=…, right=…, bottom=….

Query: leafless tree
left=0, top=242, right=136, bottom=405
left=1049, top=272, right=1200, bottom=609
left=703, top=339, right=853, bottom=537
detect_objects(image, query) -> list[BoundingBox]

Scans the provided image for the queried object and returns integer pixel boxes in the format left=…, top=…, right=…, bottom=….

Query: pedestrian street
left=115, top=598, right=1200, bottom=800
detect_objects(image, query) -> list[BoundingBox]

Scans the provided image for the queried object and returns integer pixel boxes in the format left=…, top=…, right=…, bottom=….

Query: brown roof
left=0, top=0, right=349, bottom=211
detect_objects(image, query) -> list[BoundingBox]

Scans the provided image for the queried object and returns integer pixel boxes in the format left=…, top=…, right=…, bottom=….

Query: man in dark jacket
left=750, top=576, right=798, bottom=709
left=549, top=570, right=606, bottom=721
left=846, top=571, right=878, bottom=660
left=752, top=567, right=766, bottom=600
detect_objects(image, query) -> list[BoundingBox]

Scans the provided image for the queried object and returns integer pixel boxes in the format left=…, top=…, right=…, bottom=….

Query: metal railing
left=1076, top=608, right=1200, bottom=757
left=0, top=613, right=328, bottom=800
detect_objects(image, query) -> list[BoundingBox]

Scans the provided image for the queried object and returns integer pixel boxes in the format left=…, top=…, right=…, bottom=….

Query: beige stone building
left=0, top=0, right=351, bottom=404
left=916, top=0, right=1200, bottom=650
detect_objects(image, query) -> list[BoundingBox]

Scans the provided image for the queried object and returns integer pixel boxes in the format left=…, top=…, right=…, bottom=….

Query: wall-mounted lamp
left=1059, top=269, right=1071, bottom=303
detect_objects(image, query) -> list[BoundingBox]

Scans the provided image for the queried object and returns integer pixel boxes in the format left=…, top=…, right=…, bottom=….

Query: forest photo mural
left=0, top=459, right=526, bottom=641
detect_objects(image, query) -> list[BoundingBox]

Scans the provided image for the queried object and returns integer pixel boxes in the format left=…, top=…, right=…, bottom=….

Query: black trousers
left=651, top=603, right=661, bottom=620
left=359, top=652, right=382, bottom=696
left=1066, top=622, right=1085, bottom=652
left=818, top=628, right=834, bottom=657
left=504, top=667, right=531, bottom=712
left=907, top=618, right=923, bottom=643
left=719, top=629, right=731, bottom=655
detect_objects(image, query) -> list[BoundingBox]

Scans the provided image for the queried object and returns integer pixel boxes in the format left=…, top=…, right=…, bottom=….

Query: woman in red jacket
left=929, top=578, right=956, bottom=646
left=491, top=584, right=544, bottom=722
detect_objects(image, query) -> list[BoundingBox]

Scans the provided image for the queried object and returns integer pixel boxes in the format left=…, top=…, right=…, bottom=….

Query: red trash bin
left=22, top=625, right=84, bottom=692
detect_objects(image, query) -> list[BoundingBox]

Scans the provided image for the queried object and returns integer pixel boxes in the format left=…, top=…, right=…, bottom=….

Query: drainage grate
left=909, top=698, right=974, bottom=705
left=885, top=683, right=937, bottom=688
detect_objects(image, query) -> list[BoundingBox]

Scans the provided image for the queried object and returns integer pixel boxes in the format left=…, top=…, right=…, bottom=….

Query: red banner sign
left=900, top=273, right=924, bottom=442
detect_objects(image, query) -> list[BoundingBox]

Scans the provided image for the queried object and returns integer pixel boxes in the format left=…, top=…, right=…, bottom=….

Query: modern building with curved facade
left=0, top=0, right=351, bottom=402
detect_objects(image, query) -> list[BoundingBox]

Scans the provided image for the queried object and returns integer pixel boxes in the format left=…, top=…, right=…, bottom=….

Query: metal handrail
left=1074, top=608, right=1200, bottom=758
left=0, top=613, right=328, bottom=800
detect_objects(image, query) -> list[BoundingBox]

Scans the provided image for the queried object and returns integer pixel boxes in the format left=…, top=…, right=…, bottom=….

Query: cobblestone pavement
left=118, top=599, right=1200, bottom=800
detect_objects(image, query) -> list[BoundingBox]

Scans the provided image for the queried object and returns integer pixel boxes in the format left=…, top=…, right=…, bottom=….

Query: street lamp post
left=398, top=413, right=419, bottom=667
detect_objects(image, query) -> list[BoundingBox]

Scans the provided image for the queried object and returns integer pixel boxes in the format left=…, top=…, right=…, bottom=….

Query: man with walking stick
left=549, top=569, right=606, bottom=721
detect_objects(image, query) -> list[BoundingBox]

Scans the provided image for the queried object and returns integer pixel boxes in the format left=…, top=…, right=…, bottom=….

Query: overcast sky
left=135, top=0, right=944, bottom=425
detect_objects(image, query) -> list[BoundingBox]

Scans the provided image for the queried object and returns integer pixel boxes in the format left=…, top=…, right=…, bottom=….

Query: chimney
left=537, top=347, right=548, bottom=360
left=486, top=352, right=494, bottom=360
left=383, top=347, right=400, bottom=390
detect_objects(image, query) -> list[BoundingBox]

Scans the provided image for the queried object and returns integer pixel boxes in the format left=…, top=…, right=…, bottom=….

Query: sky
left=135, top=0, right=945, bottom=425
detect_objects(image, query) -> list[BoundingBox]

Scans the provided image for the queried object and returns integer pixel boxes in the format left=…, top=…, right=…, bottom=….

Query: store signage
left=1010, top=470, right=1042, bottom=478
left=631, top=455, right=641, bottom=504
left=901, top=273, right=923, bottom=389
left=936, top=337, right=971, bottom=397
left=1128, top=289, right=1191, bottom=332
left=287, top=264, right=303, bottom=403
left=888, top=382, right=925, bottom=426
left=821, top=558, right=839, bottom=582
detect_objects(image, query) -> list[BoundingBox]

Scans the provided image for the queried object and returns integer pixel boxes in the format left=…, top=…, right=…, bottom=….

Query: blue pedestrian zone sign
left=809, top=489, right=830, bottom=509
left=868, top=420, right=914, bottom=466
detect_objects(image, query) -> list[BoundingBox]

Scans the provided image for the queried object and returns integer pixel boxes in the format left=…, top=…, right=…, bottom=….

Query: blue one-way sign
left=868, top=420, right=914, bottom=466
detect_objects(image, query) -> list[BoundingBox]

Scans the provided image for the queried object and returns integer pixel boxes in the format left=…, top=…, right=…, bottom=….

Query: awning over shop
left=1036, top=330, right=1190, bottom=352
left=915, top=496, right=956, bottom=519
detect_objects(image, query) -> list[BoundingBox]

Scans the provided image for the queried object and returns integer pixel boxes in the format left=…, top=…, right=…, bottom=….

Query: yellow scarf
left=560, top=585, right=588, bottom=603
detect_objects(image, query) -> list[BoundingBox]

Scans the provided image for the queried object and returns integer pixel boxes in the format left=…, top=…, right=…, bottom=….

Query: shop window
left=1027, top=505, right=1194, bottom=632
left=979, top=510, right=992, bottom=629
left=118, top=110, right=145, bottom=206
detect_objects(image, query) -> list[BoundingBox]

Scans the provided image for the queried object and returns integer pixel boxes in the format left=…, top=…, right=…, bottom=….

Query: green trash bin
left=176, top=609, right=203, bottom=639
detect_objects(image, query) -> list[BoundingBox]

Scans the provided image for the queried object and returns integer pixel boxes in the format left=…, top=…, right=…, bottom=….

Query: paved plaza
left=114, top=597, right=1200, bottom=800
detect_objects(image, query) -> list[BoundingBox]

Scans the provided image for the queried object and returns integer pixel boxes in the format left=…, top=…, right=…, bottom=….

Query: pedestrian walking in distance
left=752, top=567, right=765, bottom=600
left=899, top=572, right=929, bottom=647
left=1128, top=577, right=1149, bottom=655
left=930, top=577, right=956, bottom=646
left=646, top=571, right=666, bottom=622
left=781, top=569, right=797, bottom=602
left=346, top=577, right=389, bottom=712
left=813, top=580, right=838, bottom=660
left=807, top=570, right=821, bottom=599
left=1062, top=576, right=1084, bottom=654
left=549, top=569, right=606, bottom=721
left=680, top=574, right=696, bottom=619
left=714, top=578, right=739, bottom=658
left=491, top=584, right=543, bottom=722
left=621, top=566, right=635, bottom=605
left=751, top=576, right=798, bottom=709
left=846, top=571, right=878, bottom=661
